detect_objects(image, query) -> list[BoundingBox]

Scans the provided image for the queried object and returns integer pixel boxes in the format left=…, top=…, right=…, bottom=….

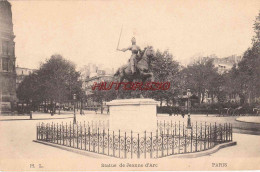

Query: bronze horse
left=114, top=46, right=156, bottom=83
left=114, top=46, right=156, bottom=98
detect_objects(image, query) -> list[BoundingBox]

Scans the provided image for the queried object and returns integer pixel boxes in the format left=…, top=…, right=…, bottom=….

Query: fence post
left=103, top=129, right=105, bottom=154
left=113, top=131, right=115, bottom=157
left=214, top=122, right=217, bottom=145
left=138, top=133, right=140, bottom=159
left=85, top=127, right=87, bottom=150
left=54, top=123, right=56, bottom=143
left=131, top=130, right=133, bottom=159
left=69, top=122, right=71, bottom=147
left=161, top=130, right=164, bottom=157
left=60, top=124, right=62, bottom=145
left=44, top=124, right=46, bottom=141
left=36, top=124, right=38, bottom=140
left=57, top=123, right=59, bottom=144
left=167, top=129, right=169, bottom=156
left=231, top=124, right=233, bottom=141
left=184, top=129, right=186, bottom=153
left=39, top=123, right=42, bottom=141
left=45, top=123, right=48, bottom=141
left=225, top=123, right=228, bottom=142
left=144, top=131, right=146, bottom=159
left=204, top=122, right=206, bottom=150
left=183, top=122, right=185, bottom=139
left=98, top=128, right=100, bottom=153
left=207, top=125, right=210, bottom=149
left=119, top=130, right=120, bottom=158
left=178, top=121, right=180, bottom=154
left=191, top=127, right=193, bottom=153
left=150, top=132, right=153, bottom=158
left=171, top=120, right=173, bottom=132
left=164, top=120, right=166, bottom=134
left=77, top=124, right=79, bottom=149
left=52, top=122, right=54, bottom=143
left=80, top=126, right=82, bottom=150
left=156, top=129, right=158, bottom=158
left=108, top=129, right=110, bottom=156
left=89, top=127, right=91, bottom=151
left=124, top=132, right=127, bottom=159
left=229, top=123, right=231, bottom=141
left=53, top=123, right=55, bottom=143
left=220, top=124, right=222, bottom=143
left=65, top=123, right=67, bottom=146
left=93, top=128, right=95, bottom=153
left=62, top=123, right=64, bottom=145
left=175, top=122, right=176, bottom=136
left=209, top=123, right=211, bottom=148
left=172, top=130, right=174, bottom=155
left=73, top=123, right=75, bottom=147
left=225, top=123, right=227, bottom=142
left=200, top=123, right=202, bottom=151
left=196, top=122, right=197, bottom=152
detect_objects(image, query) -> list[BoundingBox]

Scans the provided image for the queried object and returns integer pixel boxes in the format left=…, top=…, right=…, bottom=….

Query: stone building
left=0, top=0, right=17, bottom=114
left=16, top=66, right=36, bottom=89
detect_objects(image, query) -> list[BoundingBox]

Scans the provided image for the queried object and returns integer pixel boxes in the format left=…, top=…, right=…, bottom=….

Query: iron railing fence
left=36, top=122, right=232, bottom=159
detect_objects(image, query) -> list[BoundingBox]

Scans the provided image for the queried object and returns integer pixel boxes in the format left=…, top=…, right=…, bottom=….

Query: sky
left=10, top=0, right=260, bottom=70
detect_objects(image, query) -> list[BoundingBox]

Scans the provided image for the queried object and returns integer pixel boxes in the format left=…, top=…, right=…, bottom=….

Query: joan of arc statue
left=117, top=37, right=141, bottom=74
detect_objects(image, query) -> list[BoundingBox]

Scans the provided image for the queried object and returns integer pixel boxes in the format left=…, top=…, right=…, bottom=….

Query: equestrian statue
left=115, top=37, right=155, bottom=83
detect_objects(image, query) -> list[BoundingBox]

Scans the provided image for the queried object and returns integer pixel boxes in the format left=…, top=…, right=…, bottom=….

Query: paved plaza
left=0, top=111, right=260, bottom=170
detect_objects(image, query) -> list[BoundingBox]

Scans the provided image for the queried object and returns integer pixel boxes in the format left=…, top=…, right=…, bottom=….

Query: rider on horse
left=117, top=37, right=142, bottom=74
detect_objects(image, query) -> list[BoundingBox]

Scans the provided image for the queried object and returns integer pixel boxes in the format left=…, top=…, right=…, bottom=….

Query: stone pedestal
left=106, top=99, right=159, bottom=133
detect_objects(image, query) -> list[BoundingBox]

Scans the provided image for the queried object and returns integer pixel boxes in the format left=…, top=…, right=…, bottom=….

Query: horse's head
left=144, top=46, right=156, bottom=59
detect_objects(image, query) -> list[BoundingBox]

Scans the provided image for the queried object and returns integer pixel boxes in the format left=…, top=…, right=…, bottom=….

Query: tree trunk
left=50, top=100, right=54, bottom=116
left=58, top=103, right=61, bottom=115
left=80, top=99, right=83, bottom=115
left=44, top=100, right=47, bottom=113
left=101, top=99, right=103, bottom=114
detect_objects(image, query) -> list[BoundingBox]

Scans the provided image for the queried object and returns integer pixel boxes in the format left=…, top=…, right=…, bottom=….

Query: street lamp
left=29, top=98, right=32, bottom=120
left=187, top=89, right=192, bottom=129
left=73, top=94, right=77, bottom=124
left=187, top=89, right=191, bottom=115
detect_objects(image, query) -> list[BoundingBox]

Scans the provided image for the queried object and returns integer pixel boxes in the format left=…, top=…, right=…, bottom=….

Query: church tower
left=0, top=0, right=17, bottom=114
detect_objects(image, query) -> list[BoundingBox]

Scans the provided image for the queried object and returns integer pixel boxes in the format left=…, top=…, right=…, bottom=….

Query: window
left=8, top=43, right=14, bottom=55
left=2, top=58, right=9, bottom=71
left=2, top=41, right=8, bottom=55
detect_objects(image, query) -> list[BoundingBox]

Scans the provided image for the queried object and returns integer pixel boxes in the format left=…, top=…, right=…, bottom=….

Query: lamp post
left=29, top=98, right=33, bottom=119
left=73, top=94, right=77, bottom=124
left=187, top=89, right=192, bottom=129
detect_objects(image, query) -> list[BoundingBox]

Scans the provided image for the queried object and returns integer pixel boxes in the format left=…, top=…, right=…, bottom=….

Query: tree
left=145, top=50, right=181, bottom=106
left=181, top=57, right=220, bottom=104
left=91, top=81, right=117, bottom=114
left=17, top=54, right=83, bottom=115
left=226, top=11, right=260, bottom=105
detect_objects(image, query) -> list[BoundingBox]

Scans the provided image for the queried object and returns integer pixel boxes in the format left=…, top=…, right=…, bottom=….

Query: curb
left=0, top=117, right=73, bottom=121
left=235, top=118, right=260, bottom=125
left=166, top=141, right=237, bottom=158
left=33, top=140, right=113, bottom=159
left=34, top=140, right=236, bottom=159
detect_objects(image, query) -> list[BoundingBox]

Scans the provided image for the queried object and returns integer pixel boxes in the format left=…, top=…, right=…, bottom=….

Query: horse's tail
left=114, top=68, right=120, bottom=77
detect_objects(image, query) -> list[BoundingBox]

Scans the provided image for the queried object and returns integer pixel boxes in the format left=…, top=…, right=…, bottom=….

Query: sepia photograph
left=0, top=0, right=260, bottom=171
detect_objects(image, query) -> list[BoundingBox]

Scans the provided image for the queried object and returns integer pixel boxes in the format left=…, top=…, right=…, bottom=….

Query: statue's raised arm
left=117, top=37, right=140, bottom=74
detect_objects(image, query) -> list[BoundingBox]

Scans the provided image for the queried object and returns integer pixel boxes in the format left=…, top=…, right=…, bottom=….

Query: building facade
left=16, top=66, right=36, bottom=89
left=80, top=64, right=113, bottom=107
left=212, top=55, right=242, bottom=74
left=0, top=0, right=17, bottom=114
